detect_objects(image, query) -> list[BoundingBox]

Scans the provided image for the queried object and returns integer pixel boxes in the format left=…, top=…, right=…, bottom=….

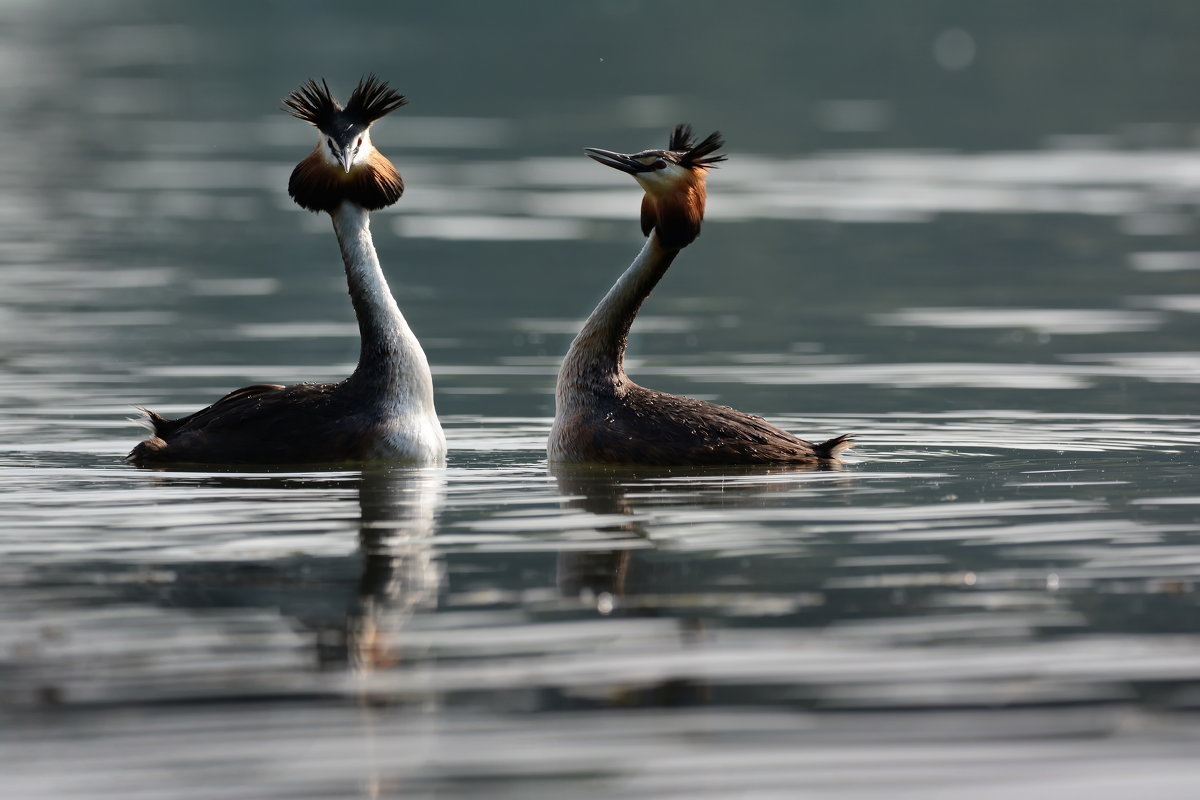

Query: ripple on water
left=5, top=701, right=1198, bottom=800
left=3, top=391, right=1200, bottom=795
left=4, top=8, right=1200, bottom=797
left=871, top=307, right=1167, bottom=335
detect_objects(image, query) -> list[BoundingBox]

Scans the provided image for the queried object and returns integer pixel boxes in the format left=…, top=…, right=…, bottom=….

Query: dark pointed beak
left=338, top=149, right=353, bottom=173
left=584, top=147, right=651, bottom=174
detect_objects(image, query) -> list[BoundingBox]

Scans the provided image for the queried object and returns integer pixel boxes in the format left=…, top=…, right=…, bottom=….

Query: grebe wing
left=149, top=383, right=288, bottom=436
left=611, top=385, right=828, bottom=464
left=132, top=381, right=380, bottom=465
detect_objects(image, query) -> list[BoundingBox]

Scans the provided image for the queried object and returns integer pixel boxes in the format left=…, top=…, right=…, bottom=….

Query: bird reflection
left=551, top=460, right=841, bottom=611
left=349, top=467, right=445, bottom=674
left=156, top=466, right=445, bottom=676
left=550, top=462, right=838, bottom=709
left=552, top=463, right=638, bottom=604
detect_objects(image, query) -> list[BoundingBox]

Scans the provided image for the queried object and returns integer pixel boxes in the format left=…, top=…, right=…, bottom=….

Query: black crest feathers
left=282, top=78, right=339, bottom=130
left=343, top=75, right=408, bottom=126
left=282, top=75, right=407, bottom=131
left=668, top=124, right=727, bottom=169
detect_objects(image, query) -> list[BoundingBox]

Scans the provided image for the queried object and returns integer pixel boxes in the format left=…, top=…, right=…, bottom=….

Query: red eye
left=653, top=159, right=667, bottom=170
left=356, top=137, right=363, bottom=147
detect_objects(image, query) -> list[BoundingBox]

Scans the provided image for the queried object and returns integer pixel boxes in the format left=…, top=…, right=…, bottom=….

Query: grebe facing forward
left=129, top=76, right=445, bottom=467
left=548, top=125, right=852, bottom=466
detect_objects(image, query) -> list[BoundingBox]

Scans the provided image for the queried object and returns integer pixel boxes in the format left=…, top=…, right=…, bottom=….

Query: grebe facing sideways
left=128, top=76, right=445, bottom=467
left=547, top=125, right=852, bottom=466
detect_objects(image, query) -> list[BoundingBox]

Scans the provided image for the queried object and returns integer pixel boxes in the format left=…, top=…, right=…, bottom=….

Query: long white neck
left=556, top=232, right=678, bottom=405
left=331, top=203, right=443, bottom=447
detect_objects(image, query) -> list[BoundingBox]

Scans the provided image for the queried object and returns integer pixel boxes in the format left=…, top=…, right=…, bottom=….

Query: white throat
left=330, top=202, right=446, bottom=463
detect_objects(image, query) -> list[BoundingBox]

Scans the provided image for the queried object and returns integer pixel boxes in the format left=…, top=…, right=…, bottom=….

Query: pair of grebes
left=129, top=76, right=853, bottom=468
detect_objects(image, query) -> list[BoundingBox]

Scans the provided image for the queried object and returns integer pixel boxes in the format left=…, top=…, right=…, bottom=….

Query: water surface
left=3, top=3, right=1200, bottom=798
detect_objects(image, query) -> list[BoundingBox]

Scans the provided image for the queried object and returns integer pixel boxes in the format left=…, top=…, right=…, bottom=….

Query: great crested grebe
left=547, top=125, right=853, bottom=466
left=128, top=76, right=445, bottom=467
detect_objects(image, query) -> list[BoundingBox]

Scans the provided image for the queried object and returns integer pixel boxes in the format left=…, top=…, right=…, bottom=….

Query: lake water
left=3, top=3, right=1200, bottom=797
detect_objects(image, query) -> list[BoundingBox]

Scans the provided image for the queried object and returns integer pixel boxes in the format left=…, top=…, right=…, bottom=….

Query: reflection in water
left=552, top=462, right=695, bottom=709
left=0, top=467, right=447, bottom=708
left=551, top=461, right=844, bottom=609
left=3, top=422, right=1200, bottom=796
left=551, top=464, right=638, bottom=604
left=549, top=462, right=843, bottom=709
left=350, top=468, right=445, bottom=674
